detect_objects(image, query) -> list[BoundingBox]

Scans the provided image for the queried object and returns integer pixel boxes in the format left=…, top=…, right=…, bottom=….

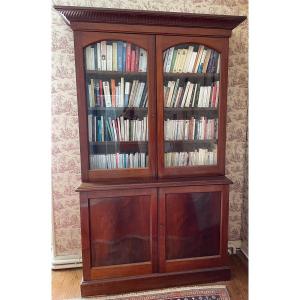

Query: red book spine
left=126, top=43, right=131, bottom=72
left=99, top=80, right=104, bottom=107
left=211, top=83, right=217, bottom=108
left=111, top=79, right=116, bottom=107
left=130, top=49, right=136, bottom=72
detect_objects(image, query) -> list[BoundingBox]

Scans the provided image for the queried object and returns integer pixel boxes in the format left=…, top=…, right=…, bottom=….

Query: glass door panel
left=163, top=44, right=220, bottom=168
left=84, top=40, right=149, bottom=170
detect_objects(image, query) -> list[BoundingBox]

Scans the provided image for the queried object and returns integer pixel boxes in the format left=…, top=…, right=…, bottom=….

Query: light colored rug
left=77, top=285, right=230, bottom=300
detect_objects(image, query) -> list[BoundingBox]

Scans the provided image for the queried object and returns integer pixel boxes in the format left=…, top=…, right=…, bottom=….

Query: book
left=183, top=46, right=194, bottom=72
left=111, top=79, right=116, bottom=107
left=138, top=49, right=147, bottom=72
left=165, top=47, right=174, bottom=72
left=90, top=152, right=148, bottom=169
left=112, top=42, right=118, bottom=71
left=124, top=81, right=131, bottom=107
left=130, top=48, right=136, bottom=72
left=103, top=81, right=112, bottom=107
left=126, top=43, right=131, bottom=72
left=96, top=43, right=101, bottom=70
left=106, top=44, right=113, bottom=71
left=100, top=41, right=107, bottom=71
left=120, top=77, right=125, bottom=107
left=99, top=80, right=104, bottom=107
left=117, top=41, right=123, bottom=72
left=122, top=42, right=127, bottom=72
left=202, top=49, right=212, bottom=73
left=170, top=49, right=178, bottom=72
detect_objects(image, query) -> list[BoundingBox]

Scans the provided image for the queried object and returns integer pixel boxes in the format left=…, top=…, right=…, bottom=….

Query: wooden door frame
left=158, top=184, right=229, bottom=273
left=80, top=188, right=158, bottom=280
left=155, top=35, right=229, bottom=178
left=73, top=31, right=157, bottom=181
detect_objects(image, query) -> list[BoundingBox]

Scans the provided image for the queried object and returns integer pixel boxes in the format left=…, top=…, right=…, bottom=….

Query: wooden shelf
left=165, top=139, right=217, bottom=152
left=164, top=107, right=218, bottom=118
left=90, top=141, right=148, bottom=154
left=88, top=107, right=148, bottom=118
left=86, top=70, right=147, bottom=79
left=164, top=72, right=220, bottom=79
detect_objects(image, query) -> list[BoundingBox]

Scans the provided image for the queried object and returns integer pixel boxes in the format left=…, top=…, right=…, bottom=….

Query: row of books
left=164, top=117, right=218, bottom=141
left=88, top=79, right=148, bottom=108
left=85, top=41, right=147, bottom=72
left=164, top=148, right=217, bottom=167
left=90, top=153, right=148, bottom=169
left=88, top=115, right=148, bottom=142
left=164, top=80, right=219, bottom=108
left=163, top=45, right=220, bottom=74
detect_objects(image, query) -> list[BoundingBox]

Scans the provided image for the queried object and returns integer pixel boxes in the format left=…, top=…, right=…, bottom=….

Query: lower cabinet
left=158, top=185, right=229, bottom=273
left=79, top=182, right=230, bottom=296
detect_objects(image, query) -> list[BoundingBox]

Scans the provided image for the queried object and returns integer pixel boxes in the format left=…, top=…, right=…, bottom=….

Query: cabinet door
left=158, top=185, right=229, bottom=273
left=80, top=188, right=157, bottom=280
left=73, top=31, right=156, bottom=181
left=156, top=35, right=228, bottom=177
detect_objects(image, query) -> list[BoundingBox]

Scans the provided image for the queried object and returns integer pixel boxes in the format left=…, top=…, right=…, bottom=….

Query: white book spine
left=120, top=77, right=124, bottom=107
left=165, top=47, right=174, bottom=72
left=106, top=44, right=113, bottom=71
left=188, top=52, right=197, bottom=73
left=183, top=46, right=194, bottom=72
left=96, top=43, right=101, bottom=70
left=100, top=41, right=107, bottom=71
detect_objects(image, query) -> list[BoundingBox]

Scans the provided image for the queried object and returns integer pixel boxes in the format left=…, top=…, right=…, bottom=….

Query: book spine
left=130, top=48, right=136, bottom=72
left=99, top=80, right=104, bottom=107
left=124, top=82, right=130, bottom=107
left=122, top=42, right=126, bottom=72
left=117, top=41, right=123, bottom=72
left=96, top=43, right=101, bottom=70
left=120, top=77, right=125, bottom=107
left=126, top=43, right=131, bottom=72
left=111, top=79, right=116, bottom=107
left=100, top=41, right=107, bottom=71
left=106, top=44, right=113, bottom=71
left=165, top=47, right=174, bottom=72
left=112, top=42, right=118, bottom=72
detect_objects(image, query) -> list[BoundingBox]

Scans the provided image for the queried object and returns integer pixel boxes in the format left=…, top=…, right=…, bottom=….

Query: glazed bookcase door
left=158, top=185, right=229, bottom=273
left=74, top=32, right=156, bottom=181
left=156, top=35, right=228, bottom=178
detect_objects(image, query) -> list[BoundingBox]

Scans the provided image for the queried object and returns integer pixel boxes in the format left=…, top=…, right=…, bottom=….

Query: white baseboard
left=52, top=254, right=82, bottom=269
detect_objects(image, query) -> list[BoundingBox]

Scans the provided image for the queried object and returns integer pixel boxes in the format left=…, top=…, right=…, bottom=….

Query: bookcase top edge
left=54, top=5, right=246, bottom=31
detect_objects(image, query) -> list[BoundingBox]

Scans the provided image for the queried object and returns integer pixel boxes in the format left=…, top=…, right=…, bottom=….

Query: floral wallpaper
left=52, top=0, right=248, bottom=257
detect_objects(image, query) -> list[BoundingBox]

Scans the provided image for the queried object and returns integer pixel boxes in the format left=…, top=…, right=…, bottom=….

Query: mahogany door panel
left=73, top=31, right=157, bottom=181
left=158, top=185, right=229, bottom=273
left=80, top=188, right=157, bottom=280
left=156, top=35, right=229, bottom=178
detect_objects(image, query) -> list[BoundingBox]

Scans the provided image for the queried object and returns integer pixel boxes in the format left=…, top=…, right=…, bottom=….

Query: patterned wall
left=52, top=0, right=248, bottom=257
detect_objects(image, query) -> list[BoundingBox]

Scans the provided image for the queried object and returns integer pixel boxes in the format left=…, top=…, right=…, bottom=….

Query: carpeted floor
left=77, top=285, right=230, bottom=300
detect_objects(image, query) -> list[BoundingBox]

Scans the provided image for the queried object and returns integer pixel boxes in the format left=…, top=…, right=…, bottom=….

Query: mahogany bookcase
left=55, top=6, right=246, bottom=297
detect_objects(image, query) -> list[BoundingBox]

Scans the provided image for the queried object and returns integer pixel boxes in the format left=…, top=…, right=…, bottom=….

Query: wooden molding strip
left=54, top=6, right=246, bottom=31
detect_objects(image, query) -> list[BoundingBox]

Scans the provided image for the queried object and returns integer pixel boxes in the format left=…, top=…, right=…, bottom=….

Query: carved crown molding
left=54, top=6, right=246, bottom=31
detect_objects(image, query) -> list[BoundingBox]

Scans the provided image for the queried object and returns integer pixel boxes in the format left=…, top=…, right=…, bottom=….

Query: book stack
left=163, top=45, right=220, bottom=74
left=87, top=78, right=148, bottom=108
left=90, top=152, right=148, bottom=169
left=164, top=80, right=219, bottom=108
left=165, top=148, right=217, bottom=167
left=164, top=117, right=218, bottom=141
left=85, top=41, right=147, bottom=72
left=88, top=115, right=148, bottom=142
